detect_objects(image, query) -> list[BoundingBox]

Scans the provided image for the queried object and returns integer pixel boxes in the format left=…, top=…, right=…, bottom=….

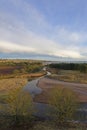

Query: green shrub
left=2, top=88, right=34, bottom=124
left=49, top=88, right=78, bottom=124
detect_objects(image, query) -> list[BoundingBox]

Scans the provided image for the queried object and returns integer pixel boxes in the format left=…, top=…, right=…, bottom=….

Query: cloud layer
left=0, top=0, right=87, bottom=60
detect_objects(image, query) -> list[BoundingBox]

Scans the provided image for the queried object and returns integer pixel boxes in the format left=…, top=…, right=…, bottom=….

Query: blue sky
left=0, top=0, right=87, bottom=60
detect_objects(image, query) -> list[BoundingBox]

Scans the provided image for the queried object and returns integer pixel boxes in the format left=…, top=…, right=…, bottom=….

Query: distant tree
left=79, top=64, right=87, bottom=73
left=49, top=63, right=87, bottom=73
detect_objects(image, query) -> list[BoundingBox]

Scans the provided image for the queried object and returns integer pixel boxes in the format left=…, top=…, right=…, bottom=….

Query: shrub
left=3, top=88, right=34, bottom=124
left=49, top=87, right=78, bottom=124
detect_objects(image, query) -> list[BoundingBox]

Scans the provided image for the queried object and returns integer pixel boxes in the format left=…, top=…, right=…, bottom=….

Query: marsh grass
left=0, top=78, right=34, bottom=128
left=48, top=70, right=87, bottom=83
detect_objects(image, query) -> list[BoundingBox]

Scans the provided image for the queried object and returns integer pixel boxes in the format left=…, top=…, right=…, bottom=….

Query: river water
left=24, top=77, right=51, bottom=119
left=24, top=76, right=87, bottom=121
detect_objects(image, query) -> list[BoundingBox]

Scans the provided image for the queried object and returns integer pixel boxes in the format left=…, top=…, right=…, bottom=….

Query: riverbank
left=34, top=77, right=87, bottom=103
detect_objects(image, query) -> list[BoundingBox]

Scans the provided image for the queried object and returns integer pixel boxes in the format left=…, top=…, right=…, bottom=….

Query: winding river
left=24, top=72, right=87, bottom=121
left=24, top=76, right=51, bottom=119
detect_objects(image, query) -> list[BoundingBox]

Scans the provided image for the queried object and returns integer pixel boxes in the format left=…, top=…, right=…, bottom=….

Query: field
left=47, top=69, right=87, bottom=84
left=0, top=66, right=22, bottom=75
left=0, top=78, right=27, bottom=93
left=0, top=61, right=87, bottom=129
left=0, top=60, right=45, bottom=79
left=0, top=78, right=28, bottom=104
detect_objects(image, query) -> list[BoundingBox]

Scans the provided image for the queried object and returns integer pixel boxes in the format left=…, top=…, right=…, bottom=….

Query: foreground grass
left=30, top=122, right=87, bottom=130
left=0, top=121, right=87, bottom=130
left=0, top=78, right=34, bottom=129
left=0, top=78, right=27, bottom=90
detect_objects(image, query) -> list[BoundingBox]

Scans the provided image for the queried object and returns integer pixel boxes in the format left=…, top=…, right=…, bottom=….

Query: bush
left=13, top=69, right=20, bottom=75
left=2, top=87, right=34, bottom=124
left=49, top=87, right=78, bottom=124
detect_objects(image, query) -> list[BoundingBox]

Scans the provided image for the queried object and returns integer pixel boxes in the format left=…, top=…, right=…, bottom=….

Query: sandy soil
left=34, top=77, right=87, bottom=103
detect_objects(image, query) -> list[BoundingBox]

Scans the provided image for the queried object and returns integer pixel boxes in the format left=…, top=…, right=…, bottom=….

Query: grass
left=0, top=71, right=46, bottom=80
left=0, top=60, right=45, bottom=79
left=30, top=122, right=87, bottom=130
left=0, top=78, right=28, bottom=104
left=0, top=78, right=34, bottom=129
left=0, top=78, right=87, bottom=129
left=0, top=78, right=27, bottom=92
left=47, top=69, right=87, bottom=84
left=0, top=64, right=87, bottom=129
left=0, top=120, right=87, bottom=130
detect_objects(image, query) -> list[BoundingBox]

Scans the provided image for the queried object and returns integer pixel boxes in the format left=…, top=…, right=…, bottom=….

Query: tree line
left=49, top=63, right=87, bottom=73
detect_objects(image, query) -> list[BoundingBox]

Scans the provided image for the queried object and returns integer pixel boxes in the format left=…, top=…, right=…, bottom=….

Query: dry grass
left=0, top=72, right=45, bottom=80
left=0, top=78, right=27, bottom=92
left=18, top=72, right=45, bottom=78
left=0, top=66, right=22, bottom=75
left=0, top=78, right=28, bottom=103
left=48, top=70, right=87, bottom=84
left=0, top=78, right=34, bottom=129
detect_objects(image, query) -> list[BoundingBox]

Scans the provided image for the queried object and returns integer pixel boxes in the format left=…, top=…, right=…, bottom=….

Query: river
left=24, top=73, right=87, bottom=121
left=24, top=76, right=51, bottom=119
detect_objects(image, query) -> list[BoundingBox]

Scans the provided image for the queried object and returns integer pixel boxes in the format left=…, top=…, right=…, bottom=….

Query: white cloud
left=51, top=50, right=82, bottom=59
left=0, top=16, right=85, bottom=59
left=53, top=27, right=87, bottom=44
left=0, top=41, right=35, bottom=53
left=0, top=0, right=87, bottom=60
left=0, top=32, right=83, bottom=59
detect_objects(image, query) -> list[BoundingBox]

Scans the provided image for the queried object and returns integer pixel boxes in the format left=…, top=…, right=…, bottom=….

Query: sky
left=0, top=0, right=87, bottom=61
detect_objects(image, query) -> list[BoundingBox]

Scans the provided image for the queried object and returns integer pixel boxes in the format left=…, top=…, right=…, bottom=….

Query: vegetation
left=0, top=60, right=45, bottom=79
left=0, top=78, right=34, bottom=129
left=48, top=63, right=87, bottom=83
left=48, top=88, right=78, bottom=124
left=0, top=79, right=86, bottom=129
left=30, top=122, right=87, bottom=130
left=6, top=89, right=33, bottom=123
left=0, top=60, right=87, bottom=129
left=0, top=78, right=27, bottom=93
left=49, top=63, right=87, bottom=73
left=47, top=70, right=87, bottom=83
